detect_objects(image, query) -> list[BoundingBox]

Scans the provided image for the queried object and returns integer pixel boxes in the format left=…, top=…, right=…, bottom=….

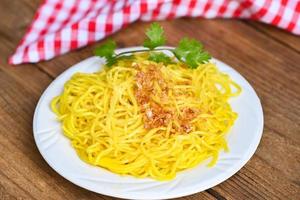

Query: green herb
left=94, top=40, right=116, bottom=66
left=143, top=23, right=166, bottom=50
left=148, top=52, right=172, bottom=65
left=173, top=38, right=211, bottom=68
left=94, top=23, right=211, bottom=69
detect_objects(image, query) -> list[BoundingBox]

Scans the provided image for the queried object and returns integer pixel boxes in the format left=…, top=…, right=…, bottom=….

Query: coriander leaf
left=173, top=38, right=211, bottom=68
left=94, top=40, right=116, bottom=58
left=173, top=38, right=202, bottom=58
left=143, top=23, right=166, bottom=50
left=148, top=52, right=171, bottom=65
left=106, top=56, right=117, bottom=66
left=94, top=40, right=117, bottom=66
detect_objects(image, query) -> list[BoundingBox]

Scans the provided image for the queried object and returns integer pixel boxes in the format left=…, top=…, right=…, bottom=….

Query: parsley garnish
left=173, top=38, right=211, bottom=68
left=94, top=23, right=211, bottom=68
left=148, top=52, right=172, bottom=65
left=94, top=39, right=117, bottom=66
left=143, top=23, right=166, bottom=50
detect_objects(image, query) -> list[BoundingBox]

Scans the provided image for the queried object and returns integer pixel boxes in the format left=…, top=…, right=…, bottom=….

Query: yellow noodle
left=51, top=54, right=241, bottom=181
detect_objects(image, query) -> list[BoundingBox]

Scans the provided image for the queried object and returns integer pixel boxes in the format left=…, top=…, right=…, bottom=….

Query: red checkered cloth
left=9, top=0, right=300, bottom=65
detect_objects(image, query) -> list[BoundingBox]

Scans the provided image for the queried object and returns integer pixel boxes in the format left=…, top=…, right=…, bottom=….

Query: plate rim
left=33, top=46, right=264, bottom=200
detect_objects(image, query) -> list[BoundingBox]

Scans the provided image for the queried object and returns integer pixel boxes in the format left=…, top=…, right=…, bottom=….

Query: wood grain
left=247, top=21, right=300, bottom=53
left=0, top=0, right=299, bottom=199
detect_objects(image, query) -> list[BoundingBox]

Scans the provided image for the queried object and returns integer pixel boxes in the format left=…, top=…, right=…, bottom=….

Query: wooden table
left=1, top=1, right=299, bottom=199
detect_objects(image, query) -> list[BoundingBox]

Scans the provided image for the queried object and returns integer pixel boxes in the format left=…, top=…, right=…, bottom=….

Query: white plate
left=33, top=47, right=263, bottom=200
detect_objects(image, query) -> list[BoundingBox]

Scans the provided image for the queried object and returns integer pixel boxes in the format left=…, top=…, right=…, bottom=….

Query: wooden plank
left=212, top=155, right=300, bottom=199
left=0, top=0, right=299, bottom=199
left=247, top=21, right=300, bottom=53
left=174, top=192, right=216, bottom=200
left=257, top=126, right=300, bottom=184
left=0, top=0, right=39, bottom=46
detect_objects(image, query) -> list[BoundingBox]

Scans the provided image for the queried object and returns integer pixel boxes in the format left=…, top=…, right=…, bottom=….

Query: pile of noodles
left=51, top=53, right=241, bottom=181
